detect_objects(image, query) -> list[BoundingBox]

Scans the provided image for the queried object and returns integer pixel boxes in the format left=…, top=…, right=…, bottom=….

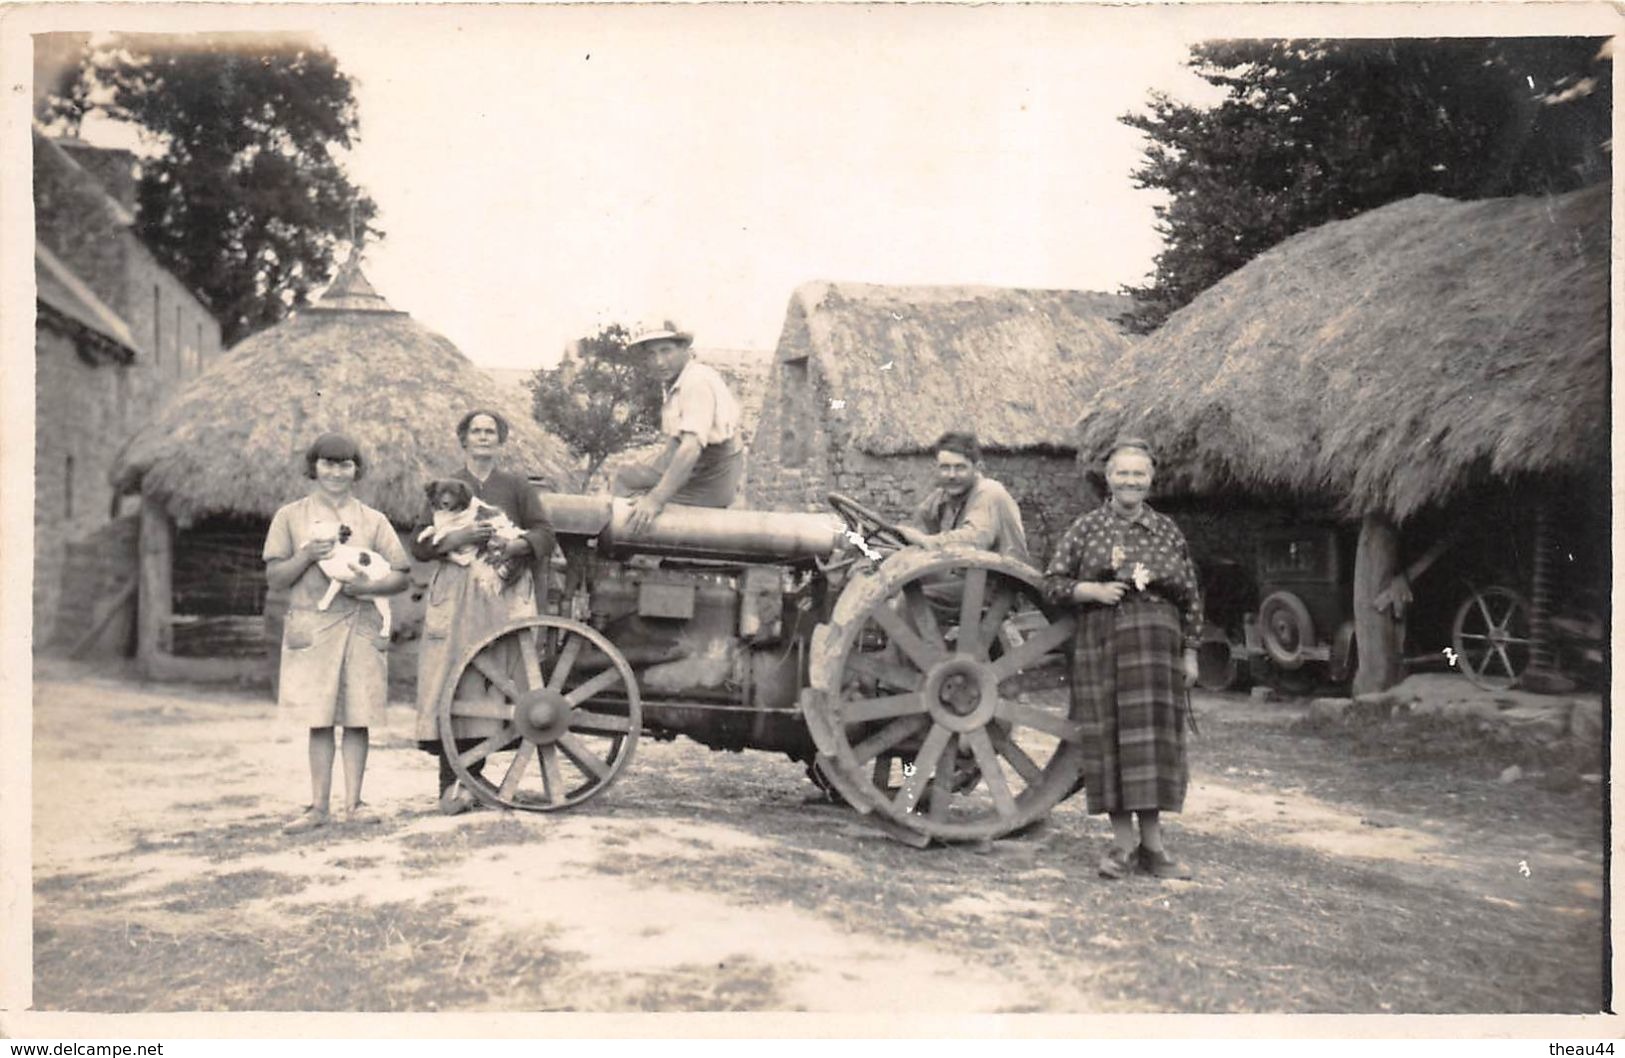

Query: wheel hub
left=513, top=688, right=572, bottom=744
left=921, top=657, right=998, bottom=732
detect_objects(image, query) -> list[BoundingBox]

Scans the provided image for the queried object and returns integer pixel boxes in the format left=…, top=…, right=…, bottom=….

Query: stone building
left=746, top=281, right=1138, bottom=560
left=33, top=129, right=223, bottom=646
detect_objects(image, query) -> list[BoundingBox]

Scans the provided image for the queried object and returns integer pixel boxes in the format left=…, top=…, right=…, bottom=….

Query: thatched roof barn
left=114, top=260, right=574, bottom=526
left=1074, top=184, right=1609, bottom=521
left=1073, top=184, right=1609, bottom=694
left=748, top=281, right=1137, bottom=556
left=110, top=258, right=573, bottom=677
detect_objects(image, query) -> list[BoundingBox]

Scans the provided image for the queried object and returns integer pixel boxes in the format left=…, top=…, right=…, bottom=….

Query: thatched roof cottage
left=747, top=281, right=1138, bottom=557
left=1073, top=184, right=1609, bottom=692
left=111, top=258, right=573, bottom=679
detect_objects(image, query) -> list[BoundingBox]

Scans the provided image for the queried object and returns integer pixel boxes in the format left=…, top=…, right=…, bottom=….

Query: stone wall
left=45, top=513, right=141, bottom=656
left=746, top=355, right=1097, bottom=561
left=33, top=327, right=141, bottom=640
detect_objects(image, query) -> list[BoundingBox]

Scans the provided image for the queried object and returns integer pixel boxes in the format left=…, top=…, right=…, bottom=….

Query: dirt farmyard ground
left=28, top=657, right=1607, bottom=1014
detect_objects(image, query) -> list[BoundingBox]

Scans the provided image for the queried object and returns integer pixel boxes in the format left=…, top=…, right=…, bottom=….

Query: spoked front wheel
left=438, top=616, right=641, bottom=812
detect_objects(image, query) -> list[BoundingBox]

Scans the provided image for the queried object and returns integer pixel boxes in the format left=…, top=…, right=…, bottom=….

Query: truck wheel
left=803, top=547, right=1085, bottom=844
left=1258, top=591, right=1316, bottom=671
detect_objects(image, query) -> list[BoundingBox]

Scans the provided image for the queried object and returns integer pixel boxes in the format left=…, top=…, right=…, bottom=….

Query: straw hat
left=627, top=322, right=694, bottom=352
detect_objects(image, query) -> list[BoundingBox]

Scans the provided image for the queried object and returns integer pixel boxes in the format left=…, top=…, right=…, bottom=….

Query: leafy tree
left=530, top=324, right=664, bottom=491
left=1119, top=38, right=1612, bottom=333
left=38, top=32, right=378, bottom=345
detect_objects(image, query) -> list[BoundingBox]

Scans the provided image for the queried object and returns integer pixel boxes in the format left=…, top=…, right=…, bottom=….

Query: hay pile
left=1075, top=184, right=1609, bottom=517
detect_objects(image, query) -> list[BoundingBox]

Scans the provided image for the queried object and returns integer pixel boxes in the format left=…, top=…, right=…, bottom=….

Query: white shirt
left=662, top=358, right=740, bottom=447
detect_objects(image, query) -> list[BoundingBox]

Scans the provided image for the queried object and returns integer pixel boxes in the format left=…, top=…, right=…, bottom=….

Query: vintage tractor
left=435, top=492, right=1085, bottom=845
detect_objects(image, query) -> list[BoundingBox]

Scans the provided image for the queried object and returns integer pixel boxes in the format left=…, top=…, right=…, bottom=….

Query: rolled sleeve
left=929, top=490, right=999, bottom=551
left=664, top=381, right=717, bottom=442
left=263, top=506, right=294, bottom=564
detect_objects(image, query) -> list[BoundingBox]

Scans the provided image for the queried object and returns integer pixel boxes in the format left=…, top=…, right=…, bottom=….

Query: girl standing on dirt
left=265, top=433, right=411, bottom=834
left=1043, top=437, right=1203, bottom=880
left=411, top=409, right=553, bottom=814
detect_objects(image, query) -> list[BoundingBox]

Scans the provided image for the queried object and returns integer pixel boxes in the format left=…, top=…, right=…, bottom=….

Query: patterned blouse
left=1043, top=501, right=1204, bottom=651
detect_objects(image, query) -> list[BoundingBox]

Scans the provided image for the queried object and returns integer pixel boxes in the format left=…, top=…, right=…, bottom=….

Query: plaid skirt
left=1068, top=595, right=1188, bottom=814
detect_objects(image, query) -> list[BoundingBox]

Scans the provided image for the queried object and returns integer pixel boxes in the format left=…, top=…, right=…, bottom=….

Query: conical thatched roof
left=1074, top=184, right=1609, bottom=519
left=113, top=260, right=574, bottom=527
left=781, top=281, right=1135, bottom=455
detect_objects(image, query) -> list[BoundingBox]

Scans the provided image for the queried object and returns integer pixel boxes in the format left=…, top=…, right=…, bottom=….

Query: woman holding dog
left=265, top=433, right=411, bottom=835
left=1043, top=437, right=1203, bottom=880
left=412, top=409, right=554, bottom=814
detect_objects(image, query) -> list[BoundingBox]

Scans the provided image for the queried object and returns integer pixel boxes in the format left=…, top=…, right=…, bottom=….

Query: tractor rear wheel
left=803, top=547, right=1085, bottom=844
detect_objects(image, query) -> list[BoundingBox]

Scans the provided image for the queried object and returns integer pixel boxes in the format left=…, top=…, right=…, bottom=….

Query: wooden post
left=136, top=496, right=173, bottom=672
left=1353, top=512, right=1404, bottom=695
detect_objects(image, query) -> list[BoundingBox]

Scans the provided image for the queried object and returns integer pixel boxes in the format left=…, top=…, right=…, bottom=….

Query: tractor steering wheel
left=827, top=492, right=910, bottom=552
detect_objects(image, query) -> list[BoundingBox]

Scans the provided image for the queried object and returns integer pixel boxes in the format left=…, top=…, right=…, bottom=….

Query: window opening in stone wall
left=781, top=358, right=810, bottom=468
left=65, top=455, right=74, bottom=519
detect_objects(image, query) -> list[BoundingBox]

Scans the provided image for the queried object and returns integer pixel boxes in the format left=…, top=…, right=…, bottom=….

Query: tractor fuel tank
left=541, top=493, right=844, bottom=564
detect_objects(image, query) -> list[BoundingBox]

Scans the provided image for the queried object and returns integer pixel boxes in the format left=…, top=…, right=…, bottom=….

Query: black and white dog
left=315, top=523, right=393, bottom=637
left=419, top=479, right=524, bottom=593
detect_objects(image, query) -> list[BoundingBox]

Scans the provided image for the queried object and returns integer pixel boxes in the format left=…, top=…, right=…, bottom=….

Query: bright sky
left=56, top=4, right=1615, bottom=371
left=312, top=5, right=1216, bottom=370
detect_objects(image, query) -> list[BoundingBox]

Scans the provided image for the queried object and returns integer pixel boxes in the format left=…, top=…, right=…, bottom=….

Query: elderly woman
left=265, top=433, right=411, bottom=834
left=412, top=409, right=553, bottom=813
left=1044, top=437, right=1203, bottom=880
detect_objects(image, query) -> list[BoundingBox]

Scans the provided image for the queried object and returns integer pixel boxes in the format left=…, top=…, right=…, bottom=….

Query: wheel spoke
left=841, top=691, right=928, bottom=724
left=963, top=728, right=1018, bottom=820
left=498, top=742, right=535, bottom=799
left=448, top=696, right=512, bottom=721
left=470, top=654, right=522, bottom=702
left=515, top=629, right=545, bottom=692
left=902, top=583, right=948, bottom=657
left=1475, top=595, right=1495, bottom=630
left=975, top=589, right=1017, bottom=660
left=847, top=653, right=923, bottom=693
left=956, top=568, right=988, bottom=656
left=995, top=698, right=1083, bottom=742
left=557, top=733, right=611, bottom=782
left=870, top=602, right=948, bottom=672
left=1458, top=633, right=1491, bottom=642
left=565, top=665, right=626, bottom=707
left=988, top=723, right=1043, bottom=783
left=1491, top=643, right=1518, bottom=678
left=457, top=723, right=519, bottom=767
left=894, top=723, right=952, bottom=812
left=538, top=743, right=566, bottom=804
left=853, top=715, right=929, bottom=765
left=926, top=737, right=958, bottom=821
left=546, top=635, right=583, bottom=693
left=988, top=616, right=1076, bottom=680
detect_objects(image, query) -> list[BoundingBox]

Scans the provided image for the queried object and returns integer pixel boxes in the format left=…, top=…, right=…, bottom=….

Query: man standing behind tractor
left=898, top=430, right=1032, bottom=566
left=614, top=322, right=743, bottom=534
